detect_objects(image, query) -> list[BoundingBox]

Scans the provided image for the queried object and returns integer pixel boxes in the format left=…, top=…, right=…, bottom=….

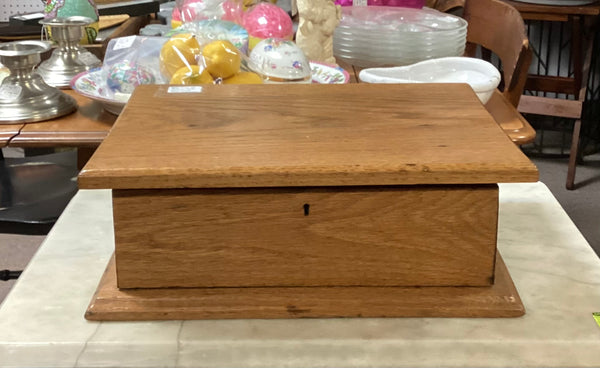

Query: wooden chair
left=427, top=0, right=536, bottom=146
left=426, top=0, right=465, bottom=13
left=462, top=0, right=536, bottom=146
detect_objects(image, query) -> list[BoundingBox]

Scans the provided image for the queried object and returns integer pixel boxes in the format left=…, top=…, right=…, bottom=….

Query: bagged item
left=159, top=31, right=263, bottom=85
left=242, top=2, right=294, bottom=50
left=171, top=0, right=245, bottom=28
left=167, top=19, right=249, bottom=54
left=101, top=36, right=168, bottom=100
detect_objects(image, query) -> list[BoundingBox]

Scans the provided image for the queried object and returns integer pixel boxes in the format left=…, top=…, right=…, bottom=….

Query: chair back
left=463, top=0, right=531, bottom=107
left=425, top=0, right=465, bottom=13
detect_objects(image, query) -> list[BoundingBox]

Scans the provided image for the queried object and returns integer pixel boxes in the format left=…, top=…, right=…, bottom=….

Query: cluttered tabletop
left=2, top=1, right=600, bottom=367
left=0, top=0, right=542, bottom=155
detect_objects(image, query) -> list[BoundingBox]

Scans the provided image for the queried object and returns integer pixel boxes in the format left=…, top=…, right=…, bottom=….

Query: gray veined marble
left=0, top=182, right=599, bottom=367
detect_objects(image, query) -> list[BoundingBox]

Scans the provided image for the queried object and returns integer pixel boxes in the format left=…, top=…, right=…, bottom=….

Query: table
left=0, top=124, right=20, bottom=148
left=502, top=0, right=600, bottom=189
left=0, top=182, right=599, bottom=367
left=1, top=90, right=115, bottom=167
left=340, top=60, right=537, bottom=145
left=2, top=56, right=531, bottom=166
left=0, top=14, right=149, bottom=165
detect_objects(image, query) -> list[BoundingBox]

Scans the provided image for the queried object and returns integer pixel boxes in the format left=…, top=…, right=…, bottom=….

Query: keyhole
left=303, top=203, right=310, bottom=216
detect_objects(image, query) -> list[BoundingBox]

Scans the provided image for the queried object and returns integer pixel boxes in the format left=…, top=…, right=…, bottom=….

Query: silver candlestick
left=0, top=40, right=77, bottom=124
left=37, top=16, right=102, bottom=88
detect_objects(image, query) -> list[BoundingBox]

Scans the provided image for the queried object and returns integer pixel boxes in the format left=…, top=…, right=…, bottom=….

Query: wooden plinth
left=85, top=253, right=524, bottom=320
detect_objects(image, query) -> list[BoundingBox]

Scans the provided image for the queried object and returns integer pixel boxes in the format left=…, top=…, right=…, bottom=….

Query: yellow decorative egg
left=160, top=33, right=201, bottom=79
left=170, top=65, right=214, bottom=85
left=202, top=40, right=242, bottom=79
left=223, top=71, right=263, bottom=84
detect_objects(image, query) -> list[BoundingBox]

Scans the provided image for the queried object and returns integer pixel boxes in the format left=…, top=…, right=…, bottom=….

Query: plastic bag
left=171, top=0, right=245, bottom=28
left=159, top=30, right=263, bottom=85
left=101, top=36, right=168, bottom=100
left=167, top=19, right=249, bottom=54
left=242, top=2, right=294, bottom=50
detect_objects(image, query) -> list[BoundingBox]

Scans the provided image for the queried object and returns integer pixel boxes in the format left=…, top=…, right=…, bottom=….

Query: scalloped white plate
left=70, top=68, right=127, bottom=115
left=309, top=61, right=350, bottom=84
left=72, top=64, right=352, bottom=115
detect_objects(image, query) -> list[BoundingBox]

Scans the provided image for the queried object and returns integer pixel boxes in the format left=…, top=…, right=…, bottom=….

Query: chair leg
left=566, top=118, right=582, bottom=190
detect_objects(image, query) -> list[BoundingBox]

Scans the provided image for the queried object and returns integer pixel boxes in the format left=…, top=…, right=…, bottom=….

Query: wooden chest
left=80, top=83, right=538, bottom=320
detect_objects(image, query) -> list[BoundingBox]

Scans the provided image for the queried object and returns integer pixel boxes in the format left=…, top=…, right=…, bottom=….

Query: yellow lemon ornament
left=223, top=71, right=263, bottom=84
left=170, top=65, right=214, bottom=85
left=202, top=40, right=242, bottom=79
left=160, top=34, right=201, bottom=79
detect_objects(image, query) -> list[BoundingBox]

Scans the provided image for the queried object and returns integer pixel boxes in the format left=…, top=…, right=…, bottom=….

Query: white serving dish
left=358, top=56, right=501, bottom=104
left=71, top=62, right=350, bottom=115
left=71, top=68, right=128, bottom=115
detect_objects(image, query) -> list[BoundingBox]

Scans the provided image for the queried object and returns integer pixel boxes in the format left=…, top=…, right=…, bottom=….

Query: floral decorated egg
left=106, top=60, right=155, bottom=94
left=249, top=38, right=311, bottom=83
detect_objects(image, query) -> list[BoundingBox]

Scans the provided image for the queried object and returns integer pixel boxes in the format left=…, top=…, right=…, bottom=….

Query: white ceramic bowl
left=358, top=56, right=501, bottom=104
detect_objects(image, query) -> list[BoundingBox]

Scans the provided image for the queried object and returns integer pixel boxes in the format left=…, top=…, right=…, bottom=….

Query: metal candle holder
left=37, top=16, right=102, bottom=88
left=0, top=40, right=77, bottom=124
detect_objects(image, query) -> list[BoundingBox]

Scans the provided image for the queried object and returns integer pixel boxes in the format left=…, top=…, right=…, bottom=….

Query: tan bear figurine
left=294, top=0, right=342, bottom=65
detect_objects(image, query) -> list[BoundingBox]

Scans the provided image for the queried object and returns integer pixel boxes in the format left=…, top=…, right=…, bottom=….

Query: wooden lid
left=79, top=84, right=538, bottom=189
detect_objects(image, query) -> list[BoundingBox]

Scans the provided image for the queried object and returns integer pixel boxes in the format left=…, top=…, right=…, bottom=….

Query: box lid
left=78, top=84, right=538, bottom=189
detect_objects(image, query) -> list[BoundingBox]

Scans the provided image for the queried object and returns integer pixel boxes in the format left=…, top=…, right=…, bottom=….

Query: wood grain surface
left=86, top=252, right=524, bottom=320
left=99, top=14, right=130, bottom=30
left=502, top=0, right=600, bottom=16
left=0, top=124, right=23, bottom=147
left=485, top=90, right=536, bottom=145
left=518, top=95, right=583, bottom=119
left=10, top=90, right=115, bottom=148
left=113, top=185, right=498, bottom=289
left=79, top=84, right=538, bottom=189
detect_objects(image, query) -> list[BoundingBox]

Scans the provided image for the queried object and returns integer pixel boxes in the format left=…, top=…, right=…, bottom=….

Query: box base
left=85, top=253, right=524, bottom=320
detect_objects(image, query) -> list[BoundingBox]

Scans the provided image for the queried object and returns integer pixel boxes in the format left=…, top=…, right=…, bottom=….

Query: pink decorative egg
left=171, top=6, right=182, bottom=21
left=181, top=0, right=204, bottom=22
left=242, top=3, right=293, bottom=39
left=221, top=0, right=243, bottom=24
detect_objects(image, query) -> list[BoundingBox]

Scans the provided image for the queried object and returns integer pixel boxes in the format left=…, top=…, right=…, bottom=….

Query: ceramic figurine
left=294, top=0, right=341, bottom=65
left=44, top=0, right=99, bottom=43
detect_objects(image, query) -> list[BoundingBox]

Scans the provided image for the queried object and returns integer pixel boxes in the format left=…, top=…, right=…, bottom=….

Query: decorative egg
left=249, top=38, right=311, bottom=83
left=242, top=3, right=293, bottom=50
left=221, top=0, right=243, bottom=24
left=44, top=0, right=100, bottom=43
left=179, top=0, right=204, bottom=22
left=106, top=61, right=156, bottom=94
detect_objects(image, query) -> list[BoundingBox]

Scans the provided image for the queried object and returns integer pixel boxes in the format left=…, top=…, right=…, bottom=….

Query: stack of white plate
left=334, top=6, right=468, bottom=68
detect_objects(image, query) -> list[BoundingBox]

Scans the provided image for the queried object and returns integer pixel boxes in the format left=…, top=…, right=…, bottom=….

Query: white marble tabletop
left=0, top=182, right=599, bottom=368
